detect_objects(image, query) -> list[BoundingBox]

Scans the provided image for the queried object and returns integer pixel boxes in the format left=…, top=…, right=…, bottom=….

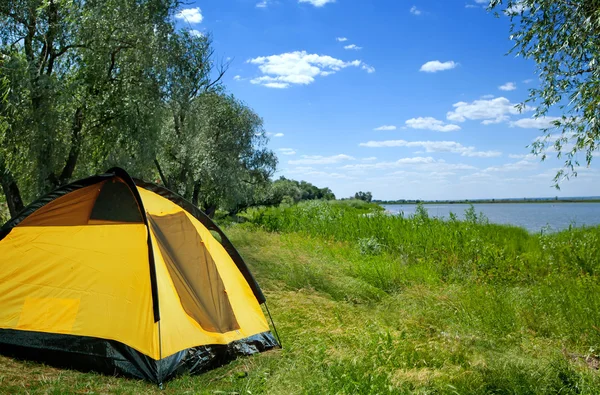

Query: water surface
left=381, top=203, right=600, bottom=232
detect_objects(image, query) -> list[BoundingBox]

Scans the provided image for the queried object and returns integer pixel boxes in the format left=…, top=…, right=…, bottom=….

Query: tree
left=490, top=0, right=600, bottom=184
left=354, top=191, right=373, bottom=202
left=157, top=91, right=277, bottom=216
left=0, top=0, right=177, bottom=215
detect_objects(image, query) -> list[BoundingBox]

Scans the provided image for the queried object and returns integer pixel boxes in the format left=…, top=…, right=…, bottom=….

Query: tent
left=0, top=167, right=278, bottom=384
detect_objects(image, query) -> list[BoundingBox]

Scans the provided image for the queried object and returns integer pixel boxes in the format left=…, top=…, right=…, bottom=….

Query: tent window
left=89, top=180, right=143, bottom=223
left=18, top=183, right=106, bottom=227
left=149, top=212, right=239, bottom=333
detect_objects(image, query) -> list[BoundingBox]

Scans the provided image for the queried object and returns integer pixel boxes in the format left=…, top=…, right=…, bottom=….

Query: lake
left=381, top=203, right=600, bottom=233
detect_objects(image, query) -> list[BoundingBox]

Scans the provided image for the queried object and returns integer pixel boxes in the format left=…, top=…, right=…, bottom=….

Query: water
left=381, top=203, right=600, bottom=233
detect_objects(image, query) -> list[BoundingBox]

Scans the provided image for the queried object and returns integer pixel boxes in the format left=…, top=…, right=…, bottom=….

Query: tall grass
left=245, top=200, right=600, bottom=284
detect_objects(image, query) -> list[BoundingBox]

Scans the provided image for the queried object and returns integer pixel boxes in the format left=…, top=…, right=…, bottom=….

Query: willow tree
left=0, top=0, right=177, bottom=215
left=156, top=31, right=276, bottom=216
left=490, top=0, right=600, bottom=183
left=157, top=91, right=277, bottom=216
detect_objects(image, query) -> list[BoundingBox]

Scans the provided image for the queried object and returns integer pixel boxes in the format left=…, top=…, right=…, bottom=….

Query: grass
left=1, top=200, right=600, bottom=393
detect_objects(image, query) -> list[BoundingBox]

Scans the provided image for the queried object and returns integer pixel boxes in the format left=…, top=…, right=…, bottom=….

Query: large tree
left=157, top=91, right=277, bottom=216
left=490, top=0, right=600, bottom=184
left=0, top=0, right=177, bottom=215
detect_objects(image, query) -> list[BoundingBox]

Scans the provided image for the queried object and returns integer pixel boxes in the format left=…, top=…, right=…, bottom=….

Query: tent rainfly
left=0, top=168, right=278, bottom=385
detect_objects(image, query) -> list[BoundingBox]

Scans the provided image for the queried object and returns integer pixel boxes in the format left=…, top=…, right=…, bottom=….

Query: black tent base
left=0, top=329, right=279, bottom=384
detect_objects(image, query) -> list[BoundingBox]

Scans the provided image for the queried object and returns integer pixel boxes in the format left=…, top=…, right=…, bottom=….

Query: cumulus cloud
left=289, top=154, right=355, bottom=165
left=344, top=44, right=362, bottom=50
left=509, top=116, right=561, bottom=129
left=405, top=117, right=461, bottom=132
left=499, top=82, right=517, bottom=91
left=278, top=148, right=297, bottom=155
left=361, top=64, right=376, bottom=73
left=410, top=5, right=422, bottom=15
left=175, top=7, right=203, bottom=24
left=298, top=0, right=335, bottom=7
left=483, top=159, right=537, bottom=172
left=247, top=51, right=373, bottom=88
left=509, top=153, right=537, bottom=160
left=446, top=97, right=528, bottom=124
left=233, top=75, right=242, bottom=81
left=340, top=157, right=476, bottom=171
left=336, top=37, right=348, bottom=42
left=188, top=29, right=204, bottom=37
left=506, top=1, right=529, bottom=15
left=374, top=125, right=397, bottom=131
left=256, top=0, right=268, bottom=7
left=359, top=139, right=501, bottom=157
left=419, top=60, right=458, bottom=73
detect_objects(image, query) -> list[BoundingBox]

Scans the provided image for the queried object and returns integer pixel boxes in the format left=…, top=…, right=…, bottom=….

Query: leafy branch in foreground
left=490, top=0, right=600, bottom=185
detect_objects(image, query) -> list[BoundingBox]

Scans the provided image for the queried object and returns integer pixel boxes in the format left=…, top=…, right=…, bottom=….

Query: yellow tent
left=0, top=168, right=278, bottom=384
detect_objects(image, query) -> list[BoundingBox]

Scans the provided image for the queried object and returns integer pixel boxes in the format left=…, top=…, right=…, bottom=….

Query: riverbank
left=1, top=200, right=600, bottom=393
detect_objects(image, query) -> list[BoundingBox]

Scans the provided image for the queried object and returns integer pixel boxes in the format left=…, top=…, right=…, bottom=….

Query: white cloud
left=289, top=154, right=355, bottom=165
left=481, top=94, right=494, bottom=99
left=506, top=2, right=529, bottom=15
left=256, top=0, right=268, bottom=7
left=509, top=153, right=536, bottom=160
left=175, top=7, right=203, bottom=24
left=509, top=116, right=561, bottom=129
left=274, top=133, right=284, bottom=137
left=247, top=51, right=371, bottom=88
left=336, top=37, right=348, bottom=42
left=189, top=29, right=204, bottom=37
left=410, top=5, right=422, bottom=15
left=279, top=148, right=297, bottom=155
left=405, top=117, right=461, bottom=132
left=523, top=79, right=533, bottom=84
left=298, top=0, right=335, bottom=7
left=233, top=75, right=242, bottom=81
left=446, top=97, right=528, bottom=124
left=340, top=157, right=477, bottom=172
left=264, top=82, right=289, bottom=89
left=483, top=159, right=537, bottom=172
left=374, top=125, right=397, bottom=131
left=344, top=44, right=362, bottom=50
left=361, top=64, right=376, bottom=73
left=465, top=4, right=480, bottom=8
left=419, top=60, right=458, bottom=73
left=474, top=0, right=488, bottom=3
left=359, top=139, right=501, bottom=157
left=362, top=157, right=377, bottom=161
left=287, top=166, right=352, bottom=179
left=499, top=82, right=517, bottom=91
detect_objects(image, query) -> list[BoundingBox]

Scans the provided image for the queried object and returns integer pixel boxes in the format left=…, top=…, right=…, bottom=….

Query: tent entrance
left=148, top=212, right=239, bottom=333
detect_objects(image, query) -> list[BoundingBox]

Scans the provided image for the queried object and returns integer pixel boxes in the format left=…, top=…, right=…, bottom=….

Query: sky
left=174, top=0, right=600, bottom=200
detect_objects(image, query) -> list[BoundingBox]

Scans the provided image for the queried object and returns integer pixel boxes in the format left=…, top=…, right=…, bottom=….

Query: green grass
left=1, top=200, right=600, bottom=393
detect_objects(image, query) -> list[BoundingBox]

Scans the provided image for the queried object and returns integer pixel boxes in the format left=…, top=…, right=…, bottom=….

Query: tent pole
left=264, top=302, right=282, bottom=348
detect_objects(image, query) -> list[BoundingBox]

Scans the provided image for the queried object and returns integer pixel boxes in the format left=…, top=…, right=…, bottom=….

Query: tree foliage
left=354, top=191, right=373, bottom=203
left=0, top=0, right=277, bottom=218
left=490, top=0, right=600, bottom=184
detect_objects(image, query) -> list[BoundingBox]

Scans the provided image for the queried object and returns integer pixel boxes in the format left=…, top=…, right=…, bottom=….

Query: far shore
left=376, top=198, right=600, bottom=205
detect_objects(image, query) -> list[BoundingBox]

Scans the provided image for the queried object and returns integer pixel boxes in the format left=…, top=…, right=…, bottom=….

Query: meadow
left=1, top=200, right=600, bottom=394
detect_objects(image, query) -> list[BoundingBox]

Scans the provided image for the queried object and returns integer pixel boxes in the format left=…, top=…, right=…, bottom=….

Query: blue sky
left=174, top=0, right=600, bottom=200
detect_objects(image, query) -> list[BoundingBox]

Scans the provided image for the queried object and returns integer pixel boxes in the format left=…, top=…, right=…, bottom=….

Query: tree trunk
left=154, top=158, right=170, bottom=188
left=0, top=162, right=24, bottom=218
left=204, top=204, right=217, bottom=218
left=57, top=106, right=84, bottom=186
left=191, top=181, right=201, bottom=207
